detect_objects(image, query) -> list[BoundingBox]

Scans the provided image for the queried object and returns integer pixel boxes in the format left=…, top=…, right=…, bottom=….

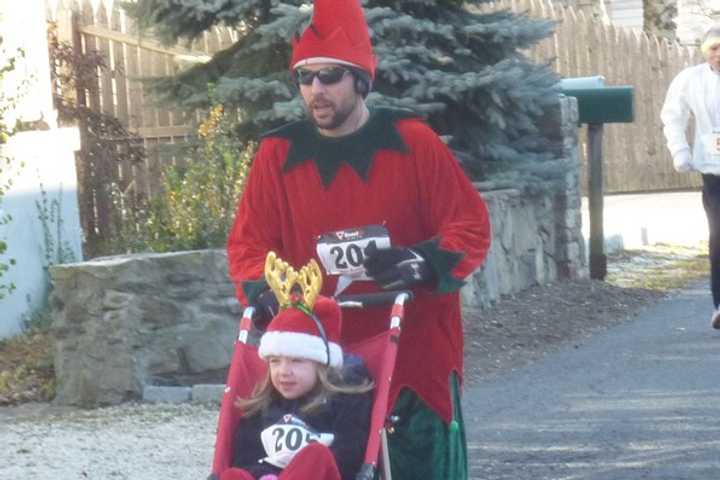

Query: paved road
left=464, top=281, right=720, bottom=479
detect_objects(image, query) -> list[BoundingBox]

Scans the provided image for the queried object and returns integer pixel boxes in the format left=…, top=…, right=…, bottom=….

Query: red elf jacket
left=227, top=108, right=491, bottom=422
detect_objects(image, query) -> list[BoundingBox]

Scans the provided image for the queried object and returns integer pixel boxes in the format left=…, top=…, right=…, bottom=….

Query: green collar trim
left=263, top=107, right=417, bottom=187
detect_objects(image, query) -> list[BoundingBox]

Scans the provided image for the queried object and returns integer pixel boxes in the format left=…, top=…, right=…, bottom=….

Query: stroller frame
left=209, top=291, right=412, bottom=480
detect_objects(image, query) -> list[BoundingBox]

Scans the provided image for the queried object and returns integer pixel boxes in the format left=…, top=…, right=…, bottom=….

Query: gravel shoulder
left=2, top=403, right=218, bottom=479
left=463, top=243, right=708, bottom=386
left=463, top=278, right=664, bottom=386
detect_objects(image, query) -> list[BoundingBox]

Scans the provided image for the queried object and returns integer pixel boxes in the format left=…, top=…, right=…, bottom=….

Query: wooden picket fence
left=49, top=0, right=236, bottom=253
left=478, top=0, right=704, bottom=193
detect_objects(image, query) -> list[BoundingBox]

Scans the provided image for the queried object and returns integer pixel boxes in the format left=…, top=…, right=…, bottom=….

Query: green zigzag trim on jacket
left=414, top=238, right=466, bottom=294
left=262, top=107, right=417, bottom=187
left=257, top=108, right=466, bottom=295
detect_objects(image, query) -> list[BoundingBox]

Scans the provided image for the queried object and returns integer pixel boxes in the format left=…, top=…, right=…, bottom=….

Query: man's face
left=706, top=42, right=720, bottom=71
left=296, top=63, right=362, bottom=136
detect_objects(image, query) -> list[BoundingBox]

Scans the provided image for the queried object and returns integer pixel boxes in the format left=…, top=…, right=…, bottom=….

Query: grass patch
left=0, top=325, right=55, bottom=406
left=606, top=243, right=708, bottom=292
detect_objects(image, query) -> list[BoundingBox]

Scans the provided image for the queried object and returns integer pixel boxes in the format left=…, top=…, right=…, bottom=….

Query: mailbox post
left=560, top=77, right=634, bottom=280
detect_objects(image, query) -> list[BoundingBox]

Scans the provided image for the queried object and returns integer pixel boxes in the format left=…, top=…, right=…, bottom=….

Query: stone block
left=181, top=334, right=233, bottom=373
left=50, top=250, right=240, bottom=407
left=192, top=384, right=225, bottom=404
left=143, top=385, right=192, bottom=404
left=102, top=290, right=134, bottom=310
left=566, top=242, right=581, bottom=262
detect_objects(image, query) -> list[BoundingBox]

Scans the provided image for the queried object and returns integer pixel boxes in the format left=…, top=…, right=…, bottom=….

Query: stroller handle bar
left=336, top=290, right=413, bottom=309
left=237, top=291, right=411, bottom=343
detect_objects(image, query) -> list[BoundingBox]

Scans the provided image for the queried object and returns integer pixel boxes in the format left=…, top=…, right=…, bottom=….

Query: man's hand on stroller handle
left=362, top=243, right=433, bottom=290
left=250, top=288, right=279, bottom=330
left=246, top=243, right=428, bottom=330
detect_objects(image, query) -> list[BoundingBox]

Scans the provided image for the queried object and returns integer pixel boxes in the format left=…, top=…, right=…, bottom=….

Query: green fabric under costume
left=387, top=374, right=467, bottom=480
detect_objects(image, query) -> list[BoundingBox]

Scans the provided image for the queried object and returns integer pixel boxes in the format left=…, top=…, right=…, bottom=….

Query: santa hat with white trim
left=290, top=0, right=376, bottom=78
left=258, top=252, right=343, bottom=368
left=258, top=295, right=344, bottom=368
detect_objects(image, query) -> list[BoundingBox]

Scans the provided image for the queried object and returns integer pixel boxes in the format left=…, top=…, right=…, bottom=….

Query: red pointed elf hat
left=259, top=296, right=344, bottom=368
left=290, top=0, right=377, bottom=78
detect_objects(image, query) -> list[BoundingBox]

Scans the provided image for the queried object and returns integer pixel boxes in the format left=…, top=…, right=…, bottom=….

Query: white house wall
left=1, top=1, right=83, bottom=338
left=0, top=129, right=83, bottom=338
left=0, top=1, right=56, bottom=128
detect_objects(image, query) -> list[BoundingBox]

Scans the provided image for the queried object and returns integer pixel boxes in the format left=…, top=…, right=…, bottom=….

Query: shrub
left=113, top=102, right=253, bottom=252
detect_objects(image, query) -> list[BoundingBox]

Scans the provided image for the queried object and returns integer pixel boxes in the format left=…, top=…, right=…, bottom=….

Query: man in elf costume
left=227, top=0, right=491, bottom=478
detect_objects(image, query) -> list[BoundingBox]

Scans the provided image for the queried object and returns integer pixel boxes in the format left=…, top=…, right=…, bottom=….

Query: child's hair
left=234, top=361, right=374, bottom=417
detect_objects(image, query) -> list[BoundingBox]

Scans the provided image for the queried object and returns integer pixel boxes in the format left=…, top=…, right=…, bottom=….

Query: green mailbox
left=562, top=87, right=634, bottom=124
left=558, top=76, right=635, bottom=280
left=560, top=76, right=634, bottom=124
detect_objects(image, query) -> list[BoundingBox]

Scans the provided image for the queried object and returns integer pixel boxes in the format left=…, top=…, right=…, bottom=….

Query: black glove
left=363, top=244, right=434, bottom=290
left=251, top=288, right=279, bottom=331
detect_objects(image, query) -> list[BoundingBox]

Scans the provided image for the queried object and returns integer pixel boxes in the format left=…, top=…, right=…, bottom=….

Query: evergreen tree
left=126, top=0, right=562, bottom=184
left=643, top=0, right=677, bottom=39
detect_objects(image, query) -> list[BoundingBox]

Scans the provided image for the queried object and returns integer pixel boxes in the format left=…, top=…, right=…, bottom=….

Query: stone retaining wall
left=464, top=187, right=585, bottom=312
left=50, top=251, right=240, bottom=406
left=49, top=97, right=585, bottom=407
left=464, top=96, right=587, bottom=309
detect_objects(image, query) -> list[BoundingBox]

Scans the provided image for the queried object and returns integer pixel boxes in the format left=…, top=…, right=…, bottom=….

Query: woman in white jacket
left=661, top=25, right=720, bottom=329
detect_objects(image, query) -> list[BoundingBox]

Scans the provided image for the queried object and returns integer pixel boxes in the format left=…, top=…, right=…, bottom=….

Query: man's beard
left=306, top=96, right=356, bottom=132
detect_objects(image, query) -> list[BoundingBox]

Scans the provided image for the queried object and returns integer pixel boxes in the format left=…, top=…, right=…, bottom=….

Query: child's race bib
left=260, top=414, right=334, bottom=468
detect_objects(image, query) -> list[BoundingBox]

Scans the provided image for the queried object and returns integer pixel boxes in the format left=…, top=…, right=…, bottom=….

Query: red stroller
left=208, top=290, right=412, bottom=480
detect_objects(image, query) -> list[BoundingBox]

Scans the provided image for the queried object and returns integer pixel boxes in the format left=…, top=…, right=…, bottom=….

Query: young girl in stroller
left=220, top=253, right=375, bottom=480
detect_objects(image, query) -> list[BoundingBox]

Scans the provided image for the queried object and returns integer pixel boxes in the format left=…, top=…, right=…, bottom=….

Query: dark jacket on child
left=231, top=360, right=373, bottom=479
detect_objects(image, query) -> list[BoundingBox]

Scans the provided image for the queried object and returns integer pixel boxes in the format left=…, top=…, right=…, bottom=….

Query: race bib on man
left=316, top=225, right=391, bottom=280
left=702, top=131, right=720, bottom=156
left=260, top=414, right=335, bottom=468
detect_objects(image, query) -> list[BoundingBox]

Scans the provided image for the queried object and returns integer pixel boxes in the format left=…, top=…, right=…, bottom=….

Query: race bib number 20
left=260, top=415, right=335, bottom=468
left=316, top=225, right=391, bottom=279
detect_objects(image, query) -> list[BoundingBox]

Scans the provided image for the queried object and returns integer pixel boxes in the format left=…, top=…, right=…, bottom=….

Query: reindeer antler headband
left=264, top=251, right=323, bottom=315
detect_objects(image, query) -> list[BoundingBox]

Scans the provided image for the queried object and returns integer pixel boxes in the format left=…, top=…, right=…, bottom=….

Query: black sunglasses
left=295, top=66, right=351, bottom=86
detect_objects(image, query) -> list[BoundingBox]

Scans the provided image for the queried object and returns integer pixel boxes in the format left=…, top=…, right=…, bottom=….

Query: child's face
left=268, top=356, right=319, bottom=400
